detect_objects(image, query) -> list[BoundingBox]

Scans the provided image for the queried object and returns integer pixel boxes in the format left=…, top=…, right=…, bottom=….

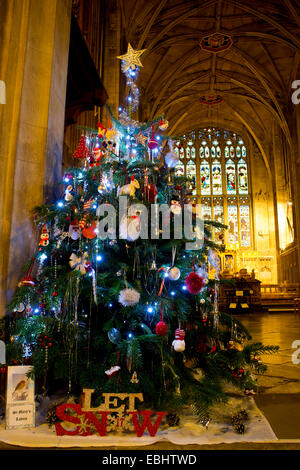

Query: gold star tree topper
left=117, top=43, right=146, bottom=71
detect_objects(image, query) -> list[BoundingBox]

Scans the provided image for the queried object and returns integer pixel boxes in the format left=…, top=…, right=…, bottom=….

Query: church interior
left=1, top=0, right=300, bottom=450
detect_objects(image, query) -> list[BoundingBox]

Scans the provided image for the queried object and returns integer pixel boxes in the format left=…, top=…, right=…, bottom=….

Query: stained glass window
left=213, top=198, right=224, bottom=243
left=200, top=161, right=210, bottom=195
left=227, top=203, right=239, bottom=245
left=186, top=160, right=196, bottom=195
left=237, top=159, right=248, bottom=194
left=240, top=203, right=251, bottom=246
left=201, top=198, right=212, bottom=221
left=226, top=160, right=236, bottom=194
left=175, top=161, right=184, bottom=177
left=173, top=128, right=251, bottom=249
left=212, top=161, right=222, bottom=195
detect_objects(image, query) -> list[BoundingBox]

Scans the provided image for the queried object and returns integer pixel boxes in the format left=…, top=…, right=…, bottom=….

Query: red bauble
left=148, top=137, right=158, bottom=151
left=82, top=221, right=97, bottom=239
left=185, top=272, right=204, bottom=294
left=156, top=321, right=168, bottom=336
left=147, top=124, right=159, bottom=151
left=52, top=291, right=58, bottom=297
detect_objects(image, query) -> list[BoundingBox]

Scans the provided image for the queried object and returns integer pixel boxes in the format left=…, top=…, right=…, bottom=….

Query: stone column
left=0, top=0, right=72, bottom=315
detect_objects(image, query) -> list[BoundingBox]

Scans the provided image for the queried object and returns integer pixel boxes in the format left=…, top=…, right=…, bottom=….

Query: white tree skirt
left=0, top=396, right=276, bottom=448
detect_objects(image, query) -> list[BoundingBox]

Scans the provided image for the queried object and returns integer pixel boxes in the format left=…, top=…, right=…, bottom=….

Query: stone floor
left=235, top=312, right=300, bottom=440
left=1, top=311, right=300, bottom=450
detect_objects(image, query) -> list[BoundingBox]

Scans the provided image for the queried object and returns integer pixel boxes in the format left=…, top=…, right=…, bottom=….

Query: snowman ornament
left=172, top=328, right=185, bottom=352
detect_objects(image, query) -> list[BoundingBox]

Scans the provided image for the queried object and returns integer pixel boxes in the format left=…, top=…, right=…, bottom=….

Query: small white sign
left=6, top=365, right=35, bottom=429
left=7, top=404, right=35, bottom=428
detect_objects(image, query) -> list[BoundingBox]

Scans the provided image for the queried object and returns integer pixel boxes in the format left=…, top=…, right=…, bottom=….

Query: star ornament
left=117, top=43, right=146, bottom=72
left=135, top=131, right=148, bottom=147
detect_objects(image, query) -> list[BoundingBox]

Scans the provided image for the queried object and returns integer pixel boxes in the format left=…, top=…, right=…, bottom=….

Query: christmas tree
left=6, top=44, right=278, bottom=424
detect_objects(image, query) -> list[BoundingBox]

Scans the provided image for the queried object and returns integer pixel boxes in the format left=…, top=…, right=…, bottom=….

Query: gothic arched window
left=175, top=128, right=252, bottom=248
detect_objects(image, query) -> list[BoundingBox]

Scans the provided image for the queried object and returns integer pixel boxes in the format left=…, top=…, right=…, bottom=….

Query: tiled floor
left=235, top=312, right=300, bottom=438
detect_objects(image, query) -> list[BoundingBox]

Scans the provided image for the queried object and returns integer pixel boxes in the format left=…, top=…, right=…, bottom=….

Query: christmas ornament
left=175, top=328, right=185, bottom=340
left=118, top=287, right=140, bottom=307
left=130, top=371, right=139, bottom=384
left=208, top=248, right=221, bottom=274
left=21, top=275, right=35, bottom=287
left=135, top=131, right=147, bottom=147
left=118, top=175, right=140, bottom=197
left=185, top=272, right=204, bottom=294
left=82, top=221, right=97, bottom=239
left=119, top=212, right=141, bottom=242
left=64, top=185, right=73, bottom=202
left=16, top=303, right=25, bottom=313
left=172, top=339, right=185, bottom=352
left=105, top=365, right=120, bottom=378
left=159, top=119, right=169, bottom=131
left=166, top=413, right=180, bottom=427
left=73, top=135, right=90, bottom=160
left=68, top=220, right=81, bottom=240
left=108, top=328, right=121, bottom=344
left=69, top=252, right=89, bottom=275
left=79, top=214, right=88, bottom=229
left=168, top=266, right=181, bottom=281
left=147, top=124, right=158, bottom=151
left=38, top=334, right=52, bottom=349
left=170, top=200, right=182, bottom=215
left=164, top=140, right=178, bottom=168
left=155, top=299, right=168, bottom=336
left=141, top=182, right=158, bottom=203
left=83, top=199, right=94, bottom=211
left=156, top=321, right=168, bottom=336
left=172, top=328, right=185, bottom=352
left=39, top=225, right=49, bottom=247
left=117, top=43, right=146, bottom=72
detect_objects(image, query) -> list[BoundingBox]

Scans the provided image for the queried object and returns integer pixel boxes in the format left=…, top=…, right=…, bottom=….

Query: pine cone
left=166, top=413, right=180, bottom=427
left=233, top=422, right=246, bottom=434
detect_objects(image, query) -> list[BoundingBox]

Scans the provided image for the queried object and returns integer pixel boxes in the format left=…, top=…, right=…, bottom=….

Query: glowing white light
left=39, top=253, right=47, bottom=262
left=96, top=255, right=102, bottom=262
left=57, top=201, right=64, bottom=208
left=147, top=307, right=153, bottom=313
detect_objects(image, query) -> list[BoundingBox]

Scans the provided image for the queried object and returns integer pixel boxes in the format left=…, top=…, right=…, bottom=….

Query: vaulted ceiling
left=119, top=0, right=300, bottom=150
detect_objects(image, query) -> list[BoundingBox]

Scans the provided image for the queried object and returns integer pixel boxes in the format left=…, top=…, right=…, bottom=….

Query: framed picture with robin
left=6, top=365, right=35, bottom=429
